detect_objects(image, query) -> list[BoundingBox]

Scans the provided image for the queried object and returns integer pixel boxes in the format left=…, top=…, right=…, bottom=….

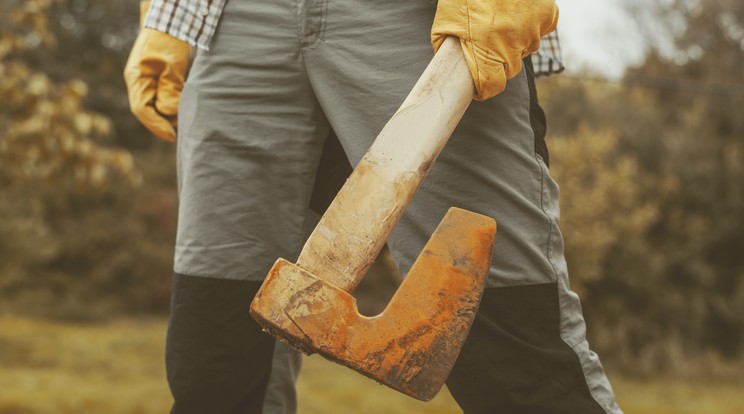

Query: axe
left=250, top=36, right=496, bottom=401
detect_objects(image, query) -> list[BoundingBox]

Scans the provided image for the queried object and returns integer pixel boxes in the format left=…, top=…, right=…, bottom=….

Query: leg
left=441, top=60, right=620, bottom=414
left=303, top=1, right=622, bottom=412
left=169, top=0, right=329, bottom=412
left=166, top=275, right=301, bottom=414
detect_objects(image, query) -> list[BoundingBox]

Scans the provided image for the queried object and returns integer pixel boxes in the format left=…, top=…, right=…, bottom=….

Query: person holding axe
left=125, top=0, right=623, bottom=413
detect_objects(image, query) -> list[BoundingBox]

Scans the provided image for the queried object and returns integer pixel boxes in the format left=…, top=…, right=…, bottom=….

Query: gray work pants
left=168, top=0, right=623, bottom=413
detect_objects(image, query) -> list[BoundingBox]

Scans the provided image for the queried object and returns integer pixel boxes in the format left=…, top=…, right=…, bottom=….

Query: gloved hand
left=124, top=0, right=191, bottom=142
left=432, top=0, right=559, bottom=101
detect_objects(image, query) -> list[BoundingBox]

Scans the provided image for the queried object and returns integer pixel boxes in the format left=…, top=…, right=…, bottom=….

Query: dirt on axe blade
left=250, top=36, right=496, bottom=401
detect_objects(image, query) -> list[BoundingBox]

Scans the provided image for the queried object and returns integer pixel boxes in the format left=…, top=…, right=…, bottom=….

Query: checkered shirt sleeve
left=143, top=0, right=564, bottom=77
left=531, top=31, right=565, bottom=77
left=143, top=0, right=227, bottom=50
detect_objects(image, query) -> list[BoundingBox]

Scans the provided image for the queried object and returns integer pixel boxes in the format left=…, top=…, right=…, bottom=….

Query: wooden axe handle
left=297, top=36, right=474, bottom=292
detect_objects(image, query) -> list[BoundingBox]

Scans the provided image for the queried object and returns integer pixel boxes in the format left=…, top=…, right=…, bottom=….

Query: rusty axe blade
left=250, top=37, right=496, bottom=401
left=251, top=208, right=495, bottom=401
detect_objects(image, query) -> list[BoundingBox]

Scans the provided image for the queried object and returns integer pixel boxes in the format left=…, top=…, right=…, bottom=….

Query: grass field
left=1, top=316, right=742, bottom=414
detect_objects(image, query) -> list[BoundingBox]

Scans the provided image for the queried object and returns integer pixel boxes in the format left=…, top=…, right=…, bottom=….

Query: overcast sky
left=555, top=0, right=648, bottom=78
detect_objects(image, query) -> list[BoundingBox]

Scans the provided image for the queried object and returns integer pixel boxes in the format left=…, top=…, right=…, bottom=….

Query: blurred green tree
left=541, top=0, right=744, bottom=374
left=549, top=128, right=666, bottom=296
left=0, top=0, right=176, bottom=319
left=0, top=0, right=139, bottom=187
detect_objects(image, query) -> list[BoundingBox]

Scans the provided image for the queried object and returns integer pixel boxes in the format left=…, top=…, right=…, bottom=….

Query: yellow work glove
left=124, top=0, right=191, bottom=142
left=432, top=0, right=559, bottom=101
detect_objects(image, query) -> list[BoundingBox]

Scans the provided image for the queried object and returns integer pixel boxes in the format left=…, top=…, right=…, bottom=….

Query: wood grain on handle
left=296, top=36, right=475, bottom=292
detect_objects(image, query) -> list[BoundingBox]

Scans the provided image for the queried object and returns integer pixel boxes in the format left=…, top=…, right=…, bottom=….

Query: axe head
left=250, top=208, right=496, bottom=401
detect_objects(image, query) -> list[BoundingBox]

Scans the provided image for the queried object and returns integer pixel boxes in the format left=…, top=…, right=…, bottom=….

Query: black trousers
left=166, top=273, right=608, bottom=414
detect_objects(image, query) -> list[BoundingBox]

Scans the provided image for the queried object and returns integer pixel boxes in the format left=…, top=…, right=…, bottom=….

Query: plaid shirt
left=144, top=0, right=564, bottom=77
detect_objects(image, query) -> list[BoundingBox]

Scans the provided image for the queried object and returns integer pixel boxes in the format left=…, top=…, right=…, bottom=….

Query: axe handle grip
left=297, top=36, right=474, bottom=292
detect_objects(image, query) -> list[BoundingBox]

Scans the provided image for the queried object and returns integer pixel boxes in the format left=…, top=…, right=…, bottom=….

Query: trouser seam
left=535, top=154, right=559, bottom=283
left=557, top=283, right=614, bottom=414
left=297, top=0, right=327, bottom=51
left=524, top=58, right=560, bottom=284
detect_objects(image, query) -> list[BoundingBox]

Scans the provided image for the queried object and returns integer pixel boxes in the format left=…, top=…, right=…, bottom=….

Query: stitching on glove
left=464, top=0, right=482, bottom=97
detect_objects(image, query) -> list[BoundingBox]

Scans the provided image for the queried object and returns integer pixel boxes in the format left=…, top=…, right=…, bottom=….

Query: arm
left=123, top=0, right=192, bottom=142
left=143, top=0, right=227, bottom=50
left=432, top=0, right=560, bottom=101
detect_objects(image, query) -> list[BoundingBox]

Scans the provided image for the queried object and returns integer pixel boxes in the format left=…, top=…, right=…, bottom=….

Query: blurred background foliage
left=1, top=0, right=743, bottom=383
left=1, top=0, right=175, bottom=320
left=544, top=0, right=744, bottom=376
